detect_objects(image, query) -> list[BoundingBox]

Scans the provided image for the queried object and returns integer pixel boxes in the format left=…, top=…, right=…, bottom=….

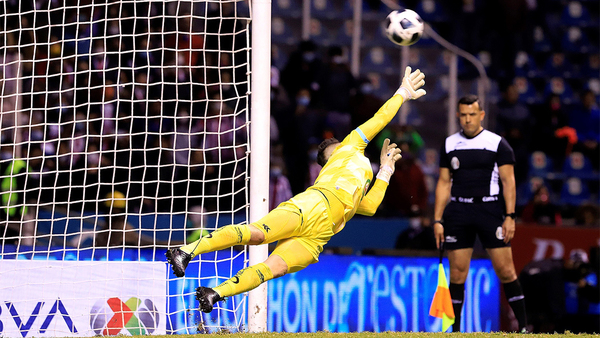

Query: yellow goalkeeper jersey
left=311, top=94, right=405, bottom=233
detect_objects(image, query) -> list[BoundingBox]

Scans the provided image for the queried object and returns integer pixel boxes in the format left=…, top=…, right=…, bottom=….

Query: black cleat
left=166, top=248, right=191, bottom=277
left=195, top=286, right=223, bottom=313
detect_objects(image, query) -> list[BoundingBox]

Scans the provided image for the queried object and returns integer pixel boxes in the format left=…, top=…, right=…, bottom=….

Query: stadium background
left=0, top=0, right=598, bottom=335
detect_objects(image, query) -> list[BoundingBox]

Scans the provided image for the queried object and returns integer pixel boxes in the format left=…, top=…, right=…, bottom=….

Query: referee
left=433, top=95, right=527, bottom=332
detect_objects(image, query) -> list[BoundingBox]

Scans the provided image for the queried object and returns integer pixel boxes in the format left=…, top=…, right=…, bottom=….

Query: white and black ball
left=385, top=9, right=424, bottom=46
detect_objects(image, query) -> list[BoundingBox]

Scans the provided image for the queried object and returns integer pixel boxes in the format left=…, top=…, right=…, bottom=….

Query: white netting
left=0, top=0, right=251, bottom=335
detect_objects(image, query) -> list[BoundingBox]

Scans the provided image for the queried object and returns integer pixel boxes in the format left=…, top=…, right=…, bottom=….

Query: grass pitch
left=134, top=332, right=598, bottom=338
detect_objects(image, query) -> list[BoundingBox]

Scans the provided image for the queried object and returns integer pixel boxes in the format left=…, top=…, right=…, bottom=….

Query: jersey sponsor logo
left=262, top=224, right=271, bottom=233
left=495, top=226, right=504, bottom=240
left=451, top=156, right=460, bottom=170
left=458, top=197, right=474, bottom=203
left=482, top=196, right=498, bottom=202
left=445, top=236, right=457, bottom=243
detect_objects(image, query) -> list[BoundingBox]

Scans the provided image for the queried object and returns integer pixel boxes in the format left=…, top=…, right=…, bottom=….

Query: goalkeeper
left=167, top=67, right=426, bottom=313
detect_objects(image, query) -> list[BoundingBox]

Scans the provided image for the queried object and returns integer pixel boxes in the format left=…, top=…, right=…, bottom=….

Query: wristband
left=433, top=220, right=443, bottom=226
left=395, top=87, right=411, bottom=100
left=504, top=212, right=516, bottom=219
left=376, top=165, right=394, bottom=183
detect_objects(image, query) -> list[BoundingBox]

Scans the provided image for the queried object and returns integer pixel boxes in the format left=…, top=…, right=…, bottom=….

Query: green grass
left=129, top=332, right=599, bottom=338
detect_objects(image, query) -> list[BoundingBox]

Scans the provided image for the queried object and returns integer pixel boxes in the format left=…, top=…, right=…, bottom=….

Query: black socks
left=503, top=279, right=528, bottom=331
left=449, top=282, right=464, bottom=332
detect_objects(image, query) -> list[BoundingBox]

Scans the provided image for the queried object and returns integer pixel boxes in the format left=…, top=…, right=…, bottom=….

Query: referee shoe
left=166, top=248, right=191, bottom=277
left=196, top=287, right=223, bottom=313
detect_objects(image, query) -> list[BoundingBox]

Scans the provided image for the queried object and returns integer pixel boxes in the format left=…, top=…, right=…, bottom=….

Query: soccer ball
left=385, top=9, right=424, bottom=46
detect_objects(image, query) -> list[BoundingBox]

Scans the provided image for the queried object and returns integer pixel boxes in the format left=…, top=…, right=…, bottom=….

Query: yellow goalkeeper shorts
left=251, top=188, right=344, bottom=272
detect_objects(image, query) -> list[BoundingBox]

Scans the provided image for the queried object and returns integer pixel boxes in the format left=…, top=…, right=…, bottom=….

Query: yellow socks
left=213, top=263, right=274, bottom=298
left=180, top=224, right=251, bottom=258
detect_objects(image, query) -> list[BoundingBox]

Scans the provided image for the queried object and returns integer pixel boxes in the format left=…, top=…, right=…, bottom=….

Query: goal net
left=0, top=0, right=251, bottom=335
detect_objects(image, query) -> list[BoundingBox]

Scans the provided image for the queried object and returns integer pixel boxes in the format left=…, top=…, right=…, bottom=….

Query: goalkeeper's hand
left=396, top=66, right=426, bottom=101
left=376, top=138, right=402, bottom=184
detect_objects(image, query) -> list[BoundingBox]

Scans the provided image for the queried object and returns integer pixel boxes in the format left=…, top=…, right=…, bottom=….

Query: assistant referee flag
left=429, top=261, right=455, bottom=332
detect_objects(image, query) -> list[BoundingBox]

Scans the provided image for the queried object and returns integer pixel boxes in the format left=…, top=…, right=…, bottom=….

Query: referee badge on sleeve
left=451, top=157, right=460, bottom=170
left=496, top=226, right=504, bottom=240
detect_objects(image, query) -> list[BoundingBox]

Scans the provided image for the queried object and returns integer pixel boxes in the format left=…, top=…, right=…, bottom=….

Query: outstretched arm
left=356, top=139, right=402, bottom=216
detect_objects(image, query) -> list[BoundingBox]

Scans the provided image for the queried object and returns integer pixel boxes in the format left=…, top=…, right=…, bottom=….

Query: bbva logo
left=90, top=297, right=159, bottom=335
left=0, top=299, right=77, bottom=337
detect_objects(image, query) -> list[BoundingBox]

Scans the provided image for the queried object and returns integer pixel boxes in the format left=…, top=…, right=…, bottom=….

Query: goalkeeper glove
left=396, top=66, right=426, bottom=101
left=377, top=138, right=402, bottom=183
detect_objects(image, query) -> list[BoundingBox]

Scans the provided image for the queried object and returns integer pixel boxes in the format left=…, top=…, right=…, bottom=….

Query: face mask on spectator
left=297, top=96, right=310, bottom=107
left=270, top=167, right=282, bottom=177
left=332, top=55, right=344, bottom=64
left=302, top=52, right=315, bottom=62
left=360, top=83, right=373, bottom=95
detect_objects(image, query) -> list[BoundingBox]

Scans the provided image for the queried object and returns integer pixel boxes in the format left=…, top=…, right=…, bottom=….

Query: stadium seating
left=561, top=27, right=592, bottom=54
left=364, top=72, right=391, bottom=100
left=543, top=53, right=575, bottom=78
left=271, top=17, right=300, bottom=45
left=532, top=26, right=553, bottom=53
left=416, top=0, right=450, bottom=23
left=311, top=0, right=339, bottom=19
left=272, top=0, right=302, bottom=18
left=517, top=176, right=547, bottom=207
left=543, top=77, right=575, bottom=105
left=559, top=177, right=592, bottom=206
left=514, top=51, right=540, bottom=78
left=562, top=152, right=597, bottom=180
left=513, top=77, right=541, bottom=105
left=361, top=47, right=397, bottom=75
left=560, top=1, right=594, bottom=27
left=309, top=19, right=333, bottom=46
left=335, top=20, right=354, bottom=46
left=528, top=151, right=555, bottom=179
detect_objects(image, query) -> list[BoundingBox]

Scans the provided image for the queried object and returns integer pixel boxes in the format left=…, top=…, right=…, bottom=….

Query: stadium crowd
left=0, top=0, right=597, bottom=228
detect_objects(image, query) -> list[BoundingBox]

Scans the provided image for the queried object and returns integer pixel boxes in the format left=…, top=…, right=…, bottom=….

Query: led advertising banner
left=0, top=260, right=166, bottom=337
left=167, top=254, right=499, bottom=333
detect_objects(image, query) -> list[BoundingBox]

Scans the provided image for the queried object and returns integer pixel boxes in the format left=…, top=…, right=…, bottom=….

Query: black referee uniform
left=439, top=128, right=516, bottom=250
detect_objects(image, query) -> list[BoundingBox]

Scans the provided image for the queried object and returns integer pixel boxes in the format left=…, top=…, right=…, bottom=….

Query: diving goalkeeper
left=166, top=67, right=426, bottom=313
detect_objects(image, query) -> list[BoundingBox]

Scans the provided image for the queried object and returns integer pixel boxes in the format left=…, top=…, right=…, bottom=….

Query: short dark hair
left=317, top=137, right=340, bottom=167
left=458, top=95, right=481, bottom=109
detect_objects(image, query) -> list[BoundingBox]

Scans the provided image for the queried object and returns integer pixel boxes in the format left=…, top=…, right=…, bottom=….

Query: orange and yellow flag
left=429, top=263, right=455, bottom=332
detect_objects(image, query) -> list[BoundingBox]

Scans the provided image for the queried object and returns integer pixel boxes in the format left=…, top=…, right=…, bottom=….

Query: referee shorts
left=251, top=188, right=345, bottom=273
left=442, top=200, right=509, bottom=250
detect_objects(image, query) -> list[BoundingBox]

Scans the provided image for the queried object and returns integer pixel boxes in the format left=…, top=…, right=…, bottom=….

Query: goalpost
left=0, top=0, right=269, bottom=335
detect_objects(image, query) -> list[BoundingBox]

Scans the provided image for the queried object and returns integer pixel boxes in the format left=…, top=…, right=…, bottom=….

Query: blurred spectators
left=281, top=40, right=323, bottom=104
left=496, top=82, right=533, bottom=182
left=381, top=141, right=428, bottom=217
left=269, top=156, right=293, bottom=211
left=316, top=46, right=356, bottom=139
left=574, top=204, right=600, bottom=227
left=570, top=90, right=600, bottom=170
left=531, top=94, right=571, bottom=166
left=521, top=185, right=560, bottom=225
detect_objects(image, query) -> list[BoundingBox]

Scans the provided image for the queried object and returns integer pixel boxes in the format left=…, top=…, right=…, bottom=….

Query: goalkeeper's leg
left=183, top=207, right=303, bottom=256
left=168, top=208, right=303, bottom=277
left=196, top=238, right=316, bottom=313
